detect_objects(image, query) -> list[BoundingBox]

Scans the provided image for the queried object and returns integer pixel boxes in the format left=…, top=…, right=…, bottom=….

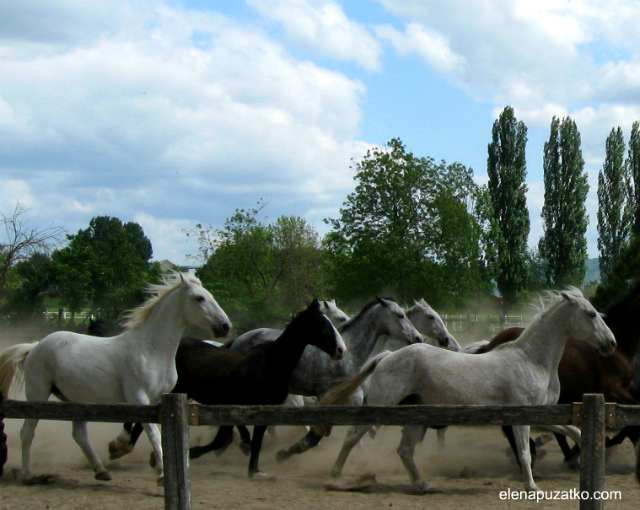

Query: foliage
left=196, top=203, right=329, bottom=331
left=0, top=202, right=63, bottom=302
left=0, top=253, right=54, bottom=323
left=628, top=121, right=640, bottom=235
left=597, top=127, right=632, bottom=284
left=486, top=106, right=530, bottom=307
left=538, top=116, right=589, bottom=287
left=52, top=216, right=161, bottom=326
left=324, top=138, right=490, bottom=307
left=592, top=234, right=640, bottom=309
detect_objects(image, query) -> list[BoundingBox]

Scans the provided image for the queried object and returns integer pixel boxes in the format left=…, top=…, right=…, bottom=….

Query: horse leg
left=109, top=422, right=144, bottom=460
left=398, top=425, right=434, bottom=493
left=237, top=425, right=252, bottom=456
left=512, top=425, right=540, bottom=493
left=550, top=429, right=580, bottom=470
left=248, top=425, right=267, bottom=478
left=141, top=422, right=164, bottom=485
left=501, top=425, right=538, bottom=471
left=276, top=430, right=323, bottom=463
left=71, top=421, right=111, bottom=481
left=435, top=426, right=447, bottom=451
left=190, top=425, right=234, bottom=459
left=19, top=418, right=39, bottom=481
left=330, top=425, right=371, bottom=479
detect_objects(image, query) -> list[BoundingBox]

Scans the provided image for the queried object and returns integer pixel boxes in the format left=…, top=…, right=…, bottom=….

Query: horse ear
left=376, top=296, right=388, bottom=307
left=310, top=298, right=321, bottom=310
left=560, top=291, right=577, bottom=304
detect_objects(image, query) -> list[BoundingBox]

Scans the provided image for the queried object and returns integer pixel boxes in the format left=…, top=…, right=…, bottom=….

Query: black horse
left=108, top=299, right=345, bottom=477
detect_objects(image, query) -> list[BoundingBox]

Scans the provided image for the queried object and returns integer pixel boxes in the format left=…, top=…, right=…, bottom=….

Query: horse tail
left=0, top=343, right=36, bottom=398
left=320, top=351, right=392, bottom=406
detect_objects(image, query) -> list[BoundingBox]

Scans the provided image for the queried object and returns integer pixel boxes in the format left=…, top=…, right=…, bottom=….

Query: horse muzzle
left=212, top=321, right=232, bottom=338
left=598, top=337, right=617, bottom=356
left=332, top=345, right=346, bottom=361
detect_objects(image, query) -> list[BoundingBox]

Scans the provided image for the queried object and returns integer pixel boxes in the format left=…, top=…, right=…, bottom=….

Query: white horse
left=0, top=272, right=231, bottom=485
left=320, top=289, right=617, bottom=493
left=319, top=299, right=350, bottom=326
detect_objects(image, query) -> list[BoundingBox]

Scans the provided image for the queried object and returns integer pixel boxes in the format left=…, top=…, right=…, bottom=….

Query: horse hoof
left=276, top=449, right=290, bottom=463
left=95, top=471, right=112, bottom=481
left=239, top=441, right=251, bottom=457
left=189, top=447, right=204, bottom=460
left=414, top=480, right=437, bottom=494
left=250, top=471, right=275, bottom=481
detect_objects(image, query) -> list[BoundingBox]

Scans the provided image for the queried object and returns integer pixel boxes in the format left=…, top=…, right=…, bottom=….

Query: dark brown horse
left=479, top=285, right=640, bottom=480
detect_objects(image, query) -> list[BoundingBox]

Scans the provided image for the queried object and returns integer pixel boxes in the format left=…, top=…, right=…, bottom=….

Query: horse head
left=408, top=299, right=461, bottom=352
left=375, top=297, right=423, bottom=345
left=179, top=273, right=232, bottom=338
left=559, top=289, right=616, bottom=356
left=302, top=299, right=347, bottom=360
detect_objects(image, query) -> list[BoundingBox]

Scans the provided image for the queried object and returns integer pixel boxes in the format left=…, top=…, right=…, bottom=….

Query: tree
left=486, top=106, right=530, bottom=306
left=52, top=216, right=160, bottom=324
left=628, top=121, right=640, bottom=235
left=325, top=138, right=489, bottom=307
left=597, top=127, right=632, bottom=284
left=0, top=202, right=63, bottom=301
left=538, top=116, right=589, bottom=286
left=196, top=204, right=328, bottom=331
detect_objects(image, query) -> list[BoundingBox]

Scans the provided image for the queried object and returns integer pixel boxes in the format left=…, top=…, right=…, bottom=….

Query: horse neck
left=341, top=306, right=389, bottom=368
left=267, top=319, right=321, bottom=377
left=511, top=303, right=570, bottom=371
left=130, top=289, right=187, bottom=356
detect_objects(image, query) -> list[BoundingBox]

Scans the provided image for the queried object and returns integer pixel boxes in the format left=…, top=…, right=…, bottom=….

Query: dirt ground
left=0, top=419, right=638, bottom=510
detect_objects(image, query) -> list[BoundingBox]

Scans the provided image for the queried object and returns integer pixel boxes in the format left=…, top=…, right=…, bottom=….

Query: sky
left=2, top=0, right=640, bottom=265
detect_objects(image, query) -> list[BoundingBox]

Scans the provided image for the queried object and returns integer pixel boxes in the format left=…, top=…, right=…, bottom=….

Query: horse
left=477, top=284, right=640, bottom=480
left=0, top=272, right=231, bottom=485
left=155, top=298, right=346, bottom=478
left=107, top=298, right=351, bottom=461
left=220, top=297, right=425, bottom=463
left=320, top=289, right=616, bottom=494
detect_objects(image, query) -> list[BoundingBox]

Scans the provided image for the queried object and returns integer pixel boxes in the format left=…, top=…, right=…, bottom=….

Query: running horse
left=320, top=289, right=616, bottom=494
left=478, top=283, right=640, bottom=481
left=0, top=272, right=232, bottom=485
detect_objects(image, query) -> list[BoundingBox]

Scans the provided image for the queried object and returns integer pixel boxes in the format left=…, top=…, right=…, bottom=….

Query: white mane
left=120, top=272, right=202, bottom=330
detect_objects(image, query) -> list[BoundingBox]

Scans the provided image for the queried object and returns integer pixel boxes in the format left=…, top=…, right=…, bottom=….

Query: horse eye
left=588, top=311, right=597, bottom=318
left=195, top=295, right=205, bottom=303
left=428, top=314, right=435, bottom=320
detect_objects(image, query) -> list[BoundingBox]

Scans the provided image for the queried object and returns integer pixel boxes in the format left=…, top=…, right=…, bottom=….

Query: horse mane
left=339, top=297, right=394, bottom=334
left=495, top=287, right=585, bottom=351
left=120, top=272, right=202, bottom=331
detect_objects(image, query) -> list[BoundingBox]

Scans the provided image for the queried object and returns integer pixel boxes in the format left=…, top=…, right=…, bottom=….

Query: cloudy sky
left=2, top=0, right=640, bottom=264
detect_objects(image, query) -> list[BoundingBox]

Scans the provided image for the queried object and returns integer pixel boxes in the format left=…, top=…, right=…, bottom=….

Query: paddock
left=1, top=395, right=639, bottom=510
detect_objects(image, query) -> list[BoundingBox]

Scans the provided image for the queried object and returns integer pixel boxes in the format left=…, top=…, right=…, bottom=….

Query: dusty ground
left=0, top=419, right=638, bottom=510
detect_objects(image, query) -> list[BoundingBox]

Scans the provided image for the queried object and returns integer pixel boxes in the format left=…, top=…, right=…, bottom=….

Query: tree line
left=2, top=107, right=640, bottom=332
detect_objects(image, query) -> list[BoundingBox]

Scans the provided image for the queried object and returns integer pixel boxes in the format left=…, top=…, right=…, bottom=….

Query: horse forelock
left=120, top=272, right=202, bottom=330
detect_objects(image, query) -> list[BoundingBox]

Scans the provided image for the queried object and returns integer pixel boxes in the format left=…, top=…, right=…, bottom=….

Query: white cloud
left=247, top=0, right=382, bottom=71
left=0, top=2, right=369, bottom=261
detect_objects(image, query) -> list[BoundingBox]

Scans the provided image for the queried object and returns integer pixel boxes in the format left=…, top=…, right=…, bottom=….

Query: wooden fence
left=2, top=394, right=640, bottom=510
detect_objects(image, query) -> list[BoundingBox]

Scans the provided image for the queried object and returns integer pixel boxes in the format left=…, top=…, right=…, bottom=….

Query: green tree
left=597, top=127, right=632, bottom=284
left=0, top=252, right=54, bottom=323
left=0, top=202, right=63, bottom=302
left=486, top=106, right=530, bottom=306
left=538, top=116, right=589, bottom=286
left=52, top=216, right=160, bottom=325
left=325, top=138, right=489, bottom=307
left=628, top=121, right=640, bottom=235
left=196, top=204, right=328, bottom=331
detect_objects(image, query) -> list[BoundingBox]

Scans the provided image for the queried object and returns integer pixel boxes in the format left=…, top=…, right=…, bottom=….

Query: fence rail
left=2, top=394, right=639, bottom=510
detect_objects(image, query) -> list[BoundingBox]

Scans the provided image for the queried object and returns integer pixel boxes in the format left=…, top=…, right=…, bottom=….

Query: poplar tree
left=628, top=121, right=640, bottom=235
left=486, top=106, right=530, bottom=307
left=597, top=127, right=632, bottom=283
left=538, top=117, right=589, bottom=286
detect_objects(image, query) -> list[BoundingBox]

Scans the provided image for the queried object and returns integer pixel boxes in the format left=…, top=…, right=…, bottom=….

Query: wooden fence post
left=162, top=393, right=191, bottom=510
left=579, top=393, right=606, bottom=510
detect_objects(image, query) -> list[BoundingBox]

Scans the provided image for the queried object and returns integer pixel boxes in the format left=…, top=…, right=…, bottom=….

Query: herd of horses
left=0, top=271, right=639, bottom=496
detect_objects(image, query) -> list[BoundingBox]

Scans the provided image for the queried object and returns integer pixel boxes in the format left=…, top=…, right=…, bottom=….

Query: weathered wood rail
left=2, top=394, right=639, bottom=510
